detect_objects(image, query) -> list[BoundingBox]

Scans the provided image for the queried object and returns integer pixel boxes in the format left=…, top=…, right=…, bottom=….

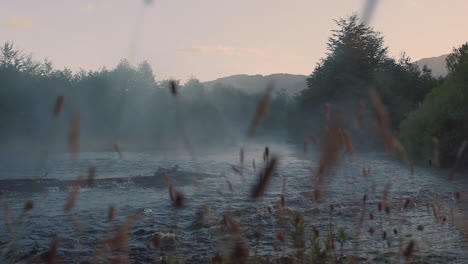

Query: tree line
left=1, top=14, right=467, bottom=167
left=292, top=14, right=467, bottom=167
left=0, top=42, right=288, bottom=152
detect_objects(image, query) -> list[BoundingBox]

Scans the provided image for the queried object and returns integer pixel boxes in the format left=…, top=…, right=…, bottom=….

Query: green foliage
left=336, top=227, right=348, bottom=256
left=0, top=42, right=288, bottom=149
left=375, top=54, right=439, bottom=127
left=298, top=14, right=389, bottom=109
left=309, top=228, right=333, bottom=263
left=294, top=14, right=437, bottom=144
left=291, top=211, right=306, bottom=250
left=399, top=43, right=468, bottom=166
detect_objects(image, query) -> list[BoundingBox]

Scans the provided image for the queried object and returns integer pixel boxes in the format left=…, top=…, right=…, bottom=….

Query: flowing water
left=0, top=142, right=467, bottom=263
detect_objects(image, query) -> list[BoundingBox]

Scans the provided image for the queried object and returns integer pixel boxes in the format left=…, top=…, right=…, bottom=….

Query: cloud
left=408, top=0, right=421, bottom=7
left=83, top=3, right=110, bottom=12
left=7, top=16, right=35, bottom=29
left=86, top=3, right=97, bottom=12
left=177, top=45, right=267, bottom=57
left=177, top=45, right=236, bottom=56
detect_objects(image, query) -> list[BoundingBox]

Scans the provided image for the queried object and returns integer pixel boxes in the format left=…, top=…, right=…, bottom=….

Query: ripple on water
left=0, top=146, right=467, bottom=263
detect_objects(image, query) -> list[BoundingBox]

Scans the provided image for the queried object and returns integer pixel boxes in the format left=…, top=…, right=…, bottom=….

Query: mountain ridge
left=202, top=73, right=308, bottom=95
left=414, top=54, right=448, bottom=77
left=202, top=54, right=449, bottom=94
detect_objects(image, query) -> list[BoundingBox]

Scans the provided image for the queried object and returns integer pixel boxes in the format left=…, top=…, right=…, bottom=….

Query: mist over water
left=1, top=1, right=468, bottom=263
left=1, top=143, right=468, bottom=263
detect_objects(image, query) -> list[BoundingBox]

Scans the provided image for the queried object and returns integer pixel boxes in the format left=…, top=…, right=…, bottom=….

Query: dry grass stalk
left=404, top=198, right=411, bottom=209
left=281, top=176, right=287, bottom=208
left=109, top=256, right=130, bottom=264
left=379, top=182, right=392, bottom=213
left=392, top=137, right=410, bottom=167
left=248, top=84, right=274, bottom=136
left=312, top=227, right=319, bottom=238
left=403, top=240, right=416, bottom=260
left=200, top=204, right=214, bottom=225
left=310, top=134, right=317, bottom=145
left=65, top=176, right=84, bottom=212
left=87, top=165, right=96, bottom=187
left=368, top=89, right=393, bottom=154
left=152, top=234, right=162, bottom=249
left=325, top=103, right=330, bottom=121
left=70, top=215, right=83, bottom=230
left=45, top=239, right=60, bottom=264
left=454, top=191, right=467, bottom=202
left=339, top=128, right=345, bottom=146
left=450, top=209, right=468, bottom=239
left=104, top=214, right=140, bottom=254
left=251, top=156, right=278, bottom=198
left=108, top=205, right=116, bottom=222
left=68, top=112, right=80, bottom=158
left=318, top=117, right=343, bottom=178
left=449, top=140, right=467, bottom=181
left=169, top=80, right=177, bottom=96
left=252, top=159, right=256, bottom=172
left=358, top=207, right=368, bottom=226
left=163, top=173, right=172, bottom=186
left=342, top=129, right=354, bottom=156
left=192, top=176, right=199, bottom=188
left=240, top=147, right=244, bottom=165
left=53, top=95, right=65, bottom=118
left=223, top=212, right=240, bottom=233
left=211, top=254, right=223, bottom=264
left=358, top=100, right=365, bottom=125
left=113, top=142, right=123, bottom=159
left=169, top=185, right=185, bottom=208
left=254, top=230, right=263, bottom=242
left=2, top=202, right=13, bottom=232
left=230, top=237, right=249, bottom=264
left=231, top=165, right=242, bottom=175
left=362, top=167, right=370, bottom=177
left=227, top=180, right=233, bottom=192
left=25, top=200, right=34, bottom=211
left=313, top=115, right=344, bottom=201
left=431, top=137, right=440, bottom=167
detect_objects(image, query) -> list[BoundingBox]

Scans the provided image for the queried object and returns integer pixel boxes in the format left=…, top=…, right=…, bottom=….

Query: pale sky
left=1, top=0, right=467, bottom=82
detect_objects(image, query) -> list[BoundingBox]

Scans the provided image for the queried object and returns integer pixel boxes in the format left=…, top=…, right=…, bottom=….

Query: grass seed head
left=53, top=95, right=65, bottom=117
left=251, top=156, right=278, bottom=198
left=403, top=240, right=416, bottom=260
left=25, top=200, right=34, bottom=211
left=108, top=205, right=116, bottom=222
left=248, top=83, right=274, bottom=136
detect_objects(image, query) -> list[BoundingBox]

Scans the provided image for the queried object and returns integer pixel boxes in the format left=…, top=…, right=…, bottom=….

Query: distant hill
left=414, top=54, right=448, bottom=77
left=203, top=73, right=308, bottom=96
left=203, top=55, right=448, bottom=94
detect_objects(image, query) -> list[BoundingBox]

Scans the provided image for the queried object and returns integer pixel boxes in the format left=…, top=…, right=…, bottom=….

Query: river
left=0, top=142, right=467, bottom=263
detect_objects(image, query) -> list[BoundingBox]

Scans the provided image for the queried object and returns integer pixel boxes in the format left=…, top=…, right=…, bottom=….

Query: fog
left=0, top=48, right=295, bottom=159
left=1, top=4, right=468, bottom=262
